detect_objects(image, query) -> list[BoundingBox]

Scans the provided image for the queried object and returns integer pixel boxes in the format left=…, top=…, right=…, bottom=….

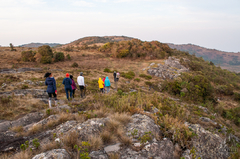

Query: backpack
left=116, top=72, right=120, bottom=78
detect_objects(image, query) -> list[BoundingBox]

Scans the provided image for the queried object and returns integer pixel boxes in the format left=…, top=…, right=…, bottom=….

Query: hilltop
left=168, top=43, right=240, bottom=72
left=62, top=36, right=134, bottom=48
left=0, top=39, right=240, bottom=159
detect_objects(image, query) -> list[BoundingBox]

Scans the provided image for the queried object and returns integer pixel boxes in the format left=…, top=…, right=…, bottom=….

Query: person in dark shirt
left=62, top=73, right=73, bottom=100
left=44, top=72, right=57, bottom=108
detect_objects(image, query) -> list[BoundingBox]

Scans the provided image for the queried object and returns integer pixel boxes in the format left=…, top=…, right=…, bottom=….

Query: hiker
left=98, top=77, right=104, bottom=94
left=116, top=72, right=120, bottom=82
left=113, top=71, right=117, bottom=90
left=77, top=72, right=85, bottom=98
left=44, top=72, right=57, bottom=108
left=62, top=73, right=73, bottom=100
left=104, top=76, right=111, bottom=93
left=103, top=77, right=106, bottom=93
left=70, top=75, right=77, bottom=98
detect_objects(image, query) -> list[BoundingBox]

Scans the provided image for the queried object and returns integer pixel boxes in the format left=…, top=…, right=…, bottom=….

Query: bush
left=139, top=74, right=152, bottom=80
left=38, top=45, right=53, bottom=57
left=72, top=62, right=78, bottom=67
left=66, top=54, right=71, bottom=60
left=54, top=52, right=65, bottom=62
left=104, top=68, right=112, bottom=73
left=40, top=56, right=52, bottom=64
left=121, top=71, right=135, bottom=79
left=21, top=51, right=36, bottom=62
left=134, top=78, right=140, bottom=82
left=38, top=45, right=53, bottom=64
left=216, top=85, right=234, bottom=95
left=64, top=46, right=73, bottom=52
left=234, top=92, right=240, bottom=101
left=162, top=73, right=214, bottom=103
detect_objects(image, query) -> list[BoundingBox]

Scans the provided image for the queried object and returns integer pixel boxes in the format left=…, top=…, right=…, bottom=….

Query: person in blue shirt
left=44, top=72, right=57, bottom=108
left=62, top=73, right=73, bottom=100
left=104, top=76, right=111, bottom=93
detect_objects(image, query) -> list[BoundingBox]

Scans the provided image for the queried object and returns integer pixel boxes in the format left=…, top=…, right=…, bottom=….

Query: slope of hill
left=63, top=36, right=134, bottom=48
left=20, top=43, right=61, bottom=48
left=168, top=43, right=240, bottom=66
left=0, top=41, right=240, bottom=158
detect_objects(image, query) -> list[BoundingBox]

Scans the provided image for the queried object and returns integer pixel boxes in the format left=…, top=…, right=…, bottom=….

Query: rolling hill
left=168, top=43, right=240, bottom=72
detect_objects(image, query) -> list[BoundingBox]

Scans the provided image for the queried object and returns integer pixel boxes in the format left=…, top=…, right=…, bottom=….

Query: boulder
left=67, top=117, right=108, bottom=140
left=148, top=57, right=189, bottom=79
left=55, top=120, right=77, bottom=136
left=126, top=114, right=161, bottom=139
left=186, top=123, right=229, bottom=159
left=0, top=112, right=44, bottom=132
left=120, top=139, right=176, bottom=159
left=89, top=151, right=108, bottom=159
left=32, top=149, right=71, bottom=159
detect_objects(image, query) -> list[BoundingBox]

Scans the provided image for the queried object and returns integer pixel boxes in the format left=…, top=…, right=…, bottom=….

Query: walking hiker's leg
left=65, top=88, right=69, bottom=100
left=72, top=89, right=75, bottom=98
left=84, top=87, right=86, bottom=96
left=48, top=93, right=52, bottom=108
left=70, top=89, right=73, bottom=98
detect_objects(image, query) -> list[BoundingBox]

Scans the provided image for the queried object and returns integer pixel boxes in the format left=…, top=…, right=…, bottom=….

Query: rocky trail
left=0, top=97, right=238, bottom=159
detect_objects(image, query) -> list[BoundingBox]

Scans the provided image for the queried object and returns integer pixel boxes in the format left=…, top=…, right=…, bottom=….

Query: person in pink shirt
left=103, top=77, right=106, bottom=93
left=70, top=75, right=77, bottom=98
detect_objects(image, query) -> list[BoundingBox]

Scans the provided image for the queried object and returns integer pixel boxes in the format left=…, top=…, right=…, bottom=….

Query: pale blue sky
left=0, top=0, right=239, bottom=52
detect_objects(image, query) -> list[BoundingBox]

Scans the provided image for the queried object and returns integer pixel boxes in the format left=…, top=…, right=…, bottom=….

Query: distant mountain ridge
left=19, top=43, right=61, bottom=48
left=167, top=43, right=240, bottom=66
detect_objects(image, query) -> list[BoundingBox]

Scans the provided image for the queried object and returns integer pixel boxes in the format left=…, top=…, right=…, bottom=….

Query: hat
left=80, top=72, right=83, bottom=76
left=66, top=73, right=69, bottom=77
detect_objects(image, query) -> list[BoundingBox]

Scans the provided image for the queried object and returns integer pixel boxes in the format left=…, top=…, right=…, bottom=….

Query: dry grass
left=10, top=125, right=24, bottom=133
left=40, top=141, right=61, bottom=152
left=27, top=124, right=43, bottom=135
left=106, top=119, right=121, bottom=133
left=100, top=130, right=115, bottom=144
left=88, top=135, right=103, bottom=151
left=61, top=131, right=80, bottom=149
left=12, top=150, right=33, bottom=159
left=109, top=153, right=120, bottom=159
left=111, top=112, right=132, bottom=125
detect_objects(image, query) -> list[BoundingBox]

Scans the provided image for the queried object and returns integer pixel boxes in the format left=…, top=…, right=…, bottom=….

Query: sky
left=0, top=0, right=239, bottom=52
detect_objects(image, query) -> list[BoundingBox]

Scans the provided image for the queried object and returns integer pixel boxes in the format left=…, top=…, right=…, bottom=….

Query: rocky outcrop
left=120, top=138, right=176, bottom=159
left=185, top=123, right=229, bottom=159
left=67, top=118, right=108, bottom=140
left=0, top=89, right=48, bottom=99
left=0, top=112, right=44, bottom=132
left=147, top=57, right=189, bottom=79
left=0, top=68, right=42, bottom=74
left=126, top=114, right=161, bottom=139
left=32, top=149, right=71, bottom=159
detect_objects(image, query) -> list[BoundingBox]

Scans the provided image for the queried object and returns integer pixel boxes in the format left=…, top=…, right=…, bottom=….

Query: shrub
left=104, top=68, right=112, bottom=73
left=21, top=51, right=36, bottom=62
left=64, top=46, right=73, bottom=52
left=10, top=43, right=16, bottom=51
left=216, top=85, right=233, bottom=95
left=66, top=54, right=71, bottom=60
left=162, top=73, right=214, bottom=103
left=72, top=62, right=79, bottom=67
left=54, top=52, right=65, bottom=62
left=117, top=49, right=129, bottom=58
left=21, top=84, right=29, bottom=89
left=134, top=78, right=140, bottom=82
left=38, top=45, right=53, bottom=64
left=38, top=45, right=53, bottom=57
left=234, top=92, right=240, bottom=101
left=121, top=71, right=135, bottom=79
left=139, top=74, right=152, bottom=80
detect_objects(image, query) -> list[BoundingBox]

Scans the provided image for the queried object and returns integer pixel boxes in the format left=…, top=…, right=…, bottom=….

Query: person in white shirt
left=77, top=72, right=85, bottom=98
